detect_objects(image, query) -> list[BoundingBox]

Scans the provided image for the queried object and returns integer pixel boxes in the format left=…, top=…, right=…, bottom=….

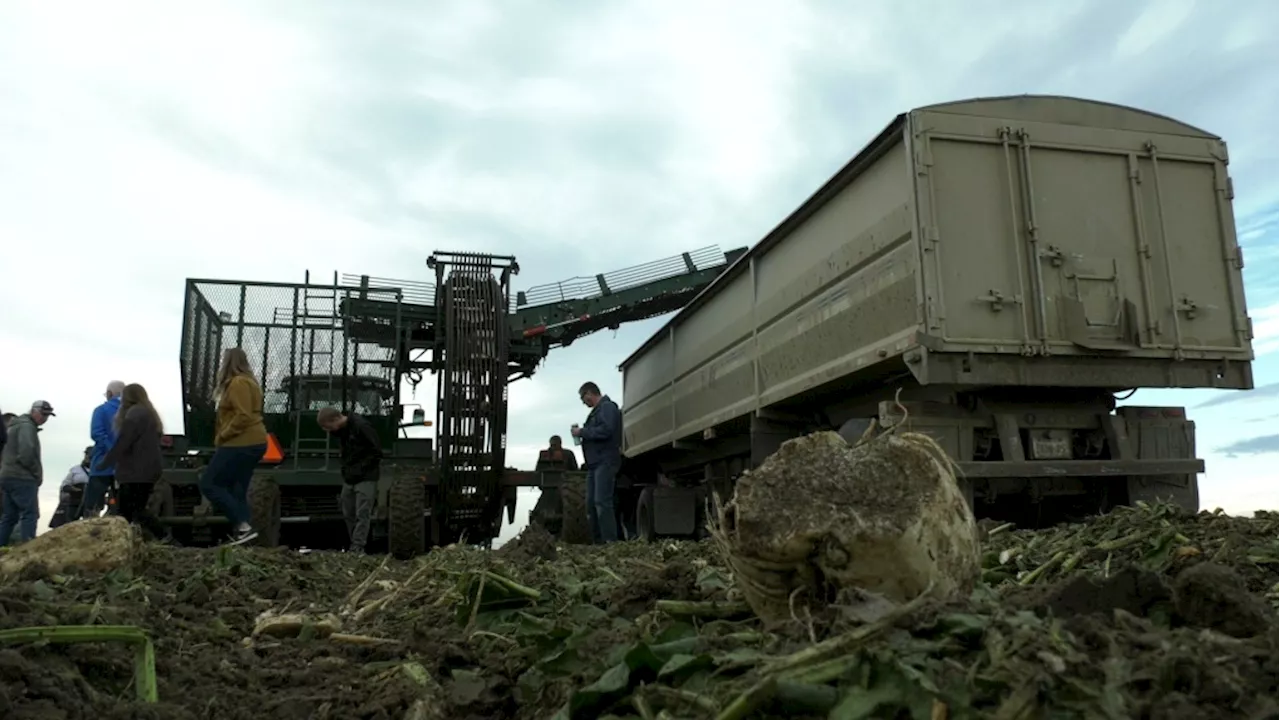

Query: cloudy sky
left=1, top=0, right=1276, bottom=539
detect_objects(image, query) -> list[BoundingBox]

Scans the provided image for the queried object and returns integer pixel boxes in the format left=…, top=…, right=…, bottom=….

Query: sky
left=0, top=0, right=1276, bottom=543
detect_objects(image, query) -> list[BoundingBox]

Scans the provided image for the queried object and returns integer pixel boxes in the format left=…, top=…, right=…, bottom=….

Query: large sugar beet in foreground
left=0, top=516, right=138, bottom=580
left=714, top=430, right=979, bottom=624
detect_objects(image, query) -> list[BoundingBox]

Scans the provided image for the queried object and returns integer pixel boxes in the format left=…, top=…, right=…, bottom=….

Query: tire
left=558, top=474, right=592, bottom=545
left=388, top=474, right=426, bottom=559
left=636, top=486, right=657, bottom=543
left=147, top=479, right=176, bottom=518
left=147, top=479, right=177, bottom=541
left=248, top=475, right=282, bottom=548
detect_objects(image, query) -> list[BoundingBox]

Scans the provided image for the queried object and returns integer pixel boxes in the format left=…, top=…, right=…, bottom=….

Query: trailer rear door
left=909, top=103, right=1252, bottom=364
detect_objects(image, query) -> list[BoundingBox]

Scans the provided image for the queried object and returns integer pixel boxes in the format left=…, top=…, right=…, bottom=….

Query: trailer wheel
left=558, top=474, right=592, bottom=545
left=636, top=486, right=656, bottom=543
left=388, top=474, right=426, bottom=559
left=248, top=475, right=282, bottom=548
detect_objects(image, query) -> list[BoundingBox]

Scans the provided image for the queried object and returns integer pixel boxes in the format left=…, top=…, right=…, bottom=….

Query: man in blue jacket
left=84, top=380, right=125, bottom=518
left=570, top=381, right=623, bottom=544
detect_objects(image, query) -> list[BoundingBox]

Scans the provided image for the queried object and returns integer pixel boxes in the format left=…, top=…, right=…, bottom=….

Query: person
left=540, top=434, right=579, bottom=470
left=317, top=406, right=383, bottom=553
left=98, top=383, right=168, bottom=539
left=0, top=401, right=55, bottom=544
left=85, top=381, right=125, bottom=517
left=570, top=382, right=623, bottom=544
left=0, top=413, right=19, bottom=545
left=49, top=447, right=93, bottom=529
left=198, top=348, right=268, bottom=546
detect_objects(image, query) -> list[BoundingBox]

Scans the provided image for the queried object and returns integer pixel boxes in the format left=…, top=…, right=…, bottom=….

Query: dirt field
left=0, top=503, right=1275, bottom=719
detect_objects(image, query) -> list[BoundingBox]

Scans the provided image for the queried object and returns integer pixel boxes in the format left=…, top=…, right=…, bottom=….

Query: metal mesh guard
left=180, top=280, right=400, bottom=416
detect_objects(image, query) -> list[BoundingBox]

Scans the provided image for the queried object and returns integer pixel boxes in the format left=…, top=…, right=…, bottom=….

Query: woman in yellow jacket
left=199, top=348, right=268, bottom=545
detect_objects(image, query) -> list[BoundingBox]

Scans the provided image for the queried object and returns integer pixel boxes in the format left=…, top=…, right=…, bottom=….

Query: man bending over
left=317, top=407, right=383, bottom=553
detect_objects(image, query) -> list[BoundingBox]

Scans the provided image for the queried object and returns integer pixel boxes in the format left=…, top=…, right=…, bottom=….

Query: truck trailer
left=617, top=95, right=1255, bottom=537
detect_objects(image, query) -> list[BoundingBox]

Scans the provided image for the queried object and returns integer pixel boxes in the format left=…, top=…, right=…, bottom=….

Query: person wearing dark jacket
left=570, top=381, right=623, bottom=544
left=540, top=435, right=579, bottom=470
left=98, top=384, right=168, bottom=539
left=0, top=401, right=56, bottom=544
left=317, top=407, right=383, bottom=553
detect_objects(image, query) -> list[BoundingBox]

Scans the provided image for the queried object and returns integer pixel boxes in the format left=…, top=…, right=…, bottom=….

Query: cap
left=31, top=400, right=55, bottom=417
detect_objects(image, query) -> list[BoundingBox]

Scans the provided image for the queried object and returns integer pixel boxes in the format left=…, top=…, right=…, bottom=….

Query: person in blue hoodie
left=83, top=380, right=125, bottom=518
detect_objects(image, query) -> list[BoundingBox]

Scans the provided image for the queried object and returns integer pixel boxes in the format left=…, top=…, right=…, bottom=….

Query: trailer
left=618, top=95, right=1255, bottom=537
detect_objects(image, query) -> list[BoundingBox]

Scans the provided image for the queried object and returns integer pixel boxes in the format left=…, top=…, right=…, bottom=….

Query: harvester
left=154, top=246, right=744, bottom=554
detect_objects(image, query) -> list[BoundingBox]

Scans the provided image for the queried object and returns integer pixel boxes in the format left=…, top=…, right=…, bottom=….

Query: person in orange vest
left=198, top=348, right=269, bottom=546
left=541, top=435, right=578, bottom=470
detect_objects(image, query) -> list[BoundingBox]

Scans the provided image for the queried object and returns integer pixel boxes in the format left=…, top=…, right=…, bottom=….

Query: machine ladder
left=289, top=270, right=342, bottom=471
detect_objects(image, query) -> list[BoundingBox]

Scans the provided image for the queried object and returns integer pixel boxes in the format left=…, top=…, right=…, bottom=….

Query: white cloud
left=1, top=0, right=1276, bottom=540
left=1113, top=0, right=1198, bottom=59
left=1250, top=304, right=1280, bottom=357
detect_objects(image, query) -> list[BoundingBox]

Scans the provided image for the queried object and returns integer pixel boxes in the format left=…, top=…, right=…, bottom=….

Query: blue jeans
left=81, top=475, right=114, bottom=517
left=0, top=481, right=39, bottom=545
left=585, top=459, right=620, bottom=544
left=199, top=444, right=265, bottom=527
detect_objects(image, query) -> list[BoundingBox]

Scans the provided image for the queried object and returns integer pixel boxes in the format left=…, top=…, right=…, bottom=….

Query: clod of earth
left=0, top=504, right=1274, bottom=719
left=713, top=429, right=980, bottom=624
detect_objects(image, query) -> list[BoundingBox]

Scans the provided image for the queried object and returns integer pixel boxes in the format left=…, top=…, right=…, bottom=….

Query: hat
left=31, top=400, right=55, bottom=417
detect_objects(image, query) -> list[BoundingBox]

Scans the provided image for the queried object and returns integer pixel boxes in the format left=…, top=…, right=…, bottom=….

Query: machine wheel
left=146, top=478, right=176, bottom=518
left=388, top=474, right=426, bottom=559
left=636, top=486, right=657, bottom=543
left=248, top=475, right=282, bottom=548
left=615, top=486, right=641, bottom=541
left=558, top=474, right=591, bottom=545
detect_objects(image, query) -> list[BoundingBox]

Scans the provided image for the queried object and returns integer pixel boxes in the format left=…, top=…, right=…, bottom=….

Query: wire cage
left=179, top=278, right=404, bottom=453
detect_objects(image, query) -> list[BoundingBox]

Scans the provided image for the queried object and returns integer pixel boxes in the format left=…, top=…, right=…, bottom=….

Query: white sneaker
left=225, top=525, right=259, bottom=546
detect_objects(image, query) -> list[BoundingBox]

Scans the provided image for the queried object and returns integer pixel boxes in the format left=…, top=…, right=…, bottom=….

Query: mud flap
left=636, top=485, right=706, bottom=542
left=1126, top=475, right=1199, bottom=513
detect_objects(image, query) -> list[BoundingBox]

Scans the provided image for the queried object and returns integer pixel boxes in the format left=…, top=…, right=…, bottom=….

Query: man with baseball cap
left=0, top=400, right=55, bottom=544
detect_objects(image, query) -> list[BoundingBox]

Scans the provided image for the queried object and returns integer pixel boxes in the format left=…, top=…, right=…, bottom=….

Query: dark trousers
left=49, top=485, right=87, bottom=529
left=117, top=483, right=168, bottom=540
left=81, top=475, right=114, bottom=518
left=0, top=481, right=39, bottom=545
left=341, top=480, right=376, bottom=552
left=585, top=459, right=620, bottom=544
left=199, top=444, right=266, bottom=527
